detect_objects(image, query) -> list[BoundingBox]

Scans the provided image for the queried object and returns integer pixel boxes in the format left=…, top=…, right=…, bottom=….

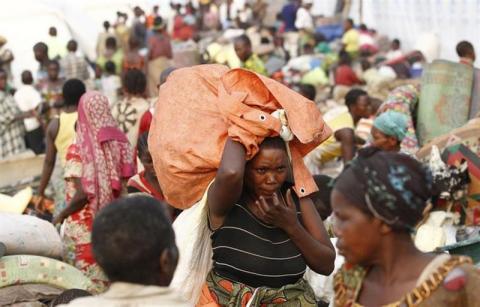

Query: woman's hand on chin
left=255, top=189, right=300, bottom=232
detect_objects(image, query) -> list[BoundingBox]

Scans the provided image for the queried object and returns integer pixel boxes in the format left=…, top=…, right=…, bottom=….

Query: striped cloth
left=0, top=91, right=25, bottom=159
left=211, top=194, right=306, bottom=289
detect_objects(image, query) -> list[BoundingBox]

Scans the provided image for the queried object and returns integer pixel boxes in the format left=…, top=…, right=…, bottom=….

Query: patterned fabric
left=334, top=256, right=480, bottom=307
left=376, top=84, right=421, bottom=155
left=335, top=148, right=433, bottom=231
left=199, top=270, right=317, bottom=307
left=355, top=117, right=373, bottom=142
left=62, top=143, right=108, bottom=293
left=127, top=171, right=164, bottom=200
left=76, top=91, right=135, bottom=214
left=211, top=190, right=306, bottom=289
left=443, top=144, right=480, bottom=225
left=61, top=53, right=90, bottom=81
left=0, top=91, right=26, bottom=159
left=36, top=78, right=65, bottom=108
left=0, top=47, right=14, bottom=81
left=417, top=60, right=473, bottom=146
left=243, top=53, right=268, bottom=76
left=111, top=96, right=150, bottom=148
left=0, top=255, right=94, bottom=292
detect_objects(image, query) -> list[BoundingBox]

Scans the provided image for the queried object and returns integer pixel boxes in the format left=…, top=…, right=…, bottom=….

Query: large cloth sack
left=470, top=68, right=480, bottom=119
left=149, top=64, right=331, bottom=209
left=0, top=187, right=32, bottom=214
left=0, top=213, right=62, bottom=258
left=0, top=284, right=63, bottom=306
left=0, top=255, right=94, bottom=292
left=417, top=60, right=473, bottom=145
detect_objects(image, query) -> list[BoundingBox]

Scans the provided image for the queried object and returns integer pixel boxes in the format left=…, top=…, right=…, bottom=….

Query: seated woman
left=199, top=137, right=336, bottom=306
left=332, top=148, right=480, bottom=306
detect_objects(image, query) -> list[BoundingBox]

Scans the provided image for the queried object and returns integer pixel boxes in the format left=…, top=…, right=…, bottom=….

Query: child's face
left=140, top=151, right=156, bottom=178
left=47, top=64, right=60, bottom=80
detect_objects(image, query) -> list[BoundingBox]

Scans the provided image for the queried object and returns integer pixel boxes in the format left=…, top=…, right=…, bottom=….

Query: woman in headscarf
left=53, top=91, right=135, bottom=293
left=370, top=110, right=408, bottom=152
left=197, top=136, right=336, bottom=306
left=376, top=84, right=421, bottom=155
left=332, top=148, right=480, bottom=306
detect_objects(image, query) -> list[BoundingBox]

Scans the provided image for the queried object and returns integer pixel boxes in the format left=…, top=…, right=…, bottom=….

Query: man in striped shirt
left=61, top=40, right=90, bottom=82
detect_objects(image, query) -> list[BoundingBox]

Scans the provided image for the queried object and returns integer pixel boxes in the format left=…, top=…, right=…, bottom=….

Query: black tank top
left=211, top=189, right=306, bottom=288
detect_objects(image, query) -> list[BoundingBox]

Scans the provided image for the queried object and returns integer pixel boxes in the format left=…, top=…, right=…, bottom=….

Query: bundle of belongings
left=0, top=191, right=94, bottom=305
left=414, top=118, right=480, bottom=261
left=417, top=60, right=480, bottom=146
left=149, top=64, right=331, bottom=303
left=149, top=64, right=331, bottom=209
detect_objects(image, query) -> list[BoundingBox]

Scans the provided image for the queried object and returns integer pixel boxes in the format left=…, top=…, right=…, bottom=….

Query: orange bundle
left=149, top=64, right=331, bottom=209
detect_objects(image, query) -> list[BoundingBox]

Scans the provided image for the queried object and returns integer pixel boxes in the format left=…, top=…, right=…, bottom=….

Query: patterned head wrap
left=334, top=147, right=433, bottom=231
left=77, top=91, right=136, bottom=213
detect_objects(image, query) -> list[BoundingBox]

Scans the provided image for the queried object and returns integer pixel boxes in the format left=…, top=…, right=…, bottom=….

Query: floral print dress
left=62, top=143, right=108, bottom=294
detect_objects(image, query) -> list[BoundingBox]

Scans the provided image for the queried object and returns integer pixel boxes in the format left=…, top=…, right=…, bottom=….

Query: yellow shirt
left=55, top=112, right=78, bottom=167
left=342, top=29, right=360, bottom=54
left=306, top=106, right=354, bottom=166
left=243, top=53, right=267, bottom=76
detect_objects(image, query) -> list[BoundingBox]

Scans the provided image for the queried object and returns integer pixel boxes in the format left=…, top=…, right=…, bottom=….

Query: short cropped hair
left=92, top=195, right=176, bottom=284
left=345, top=88, right=367, bottom=109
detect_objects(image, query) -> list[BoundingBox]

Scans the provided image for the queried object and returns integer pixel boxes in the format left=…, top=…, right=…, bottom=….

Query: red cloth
left=172, top=16, right=195, bottom=41
left=76, top=92, right=136, bottom=213
left=138, top=109, right=153, bottom=136
left=335, top=65, right=362, bottom=86
left=148, top=34, right=173, bottom=60
left=149, top=65, right=332, bottom=209
left=127, top=171, right=165, bottom=200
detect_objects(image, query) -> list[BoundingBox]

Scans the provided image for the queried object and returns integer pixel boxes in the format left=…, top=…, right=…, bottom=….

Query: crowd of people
left=1, top=0, right=480, bottom=306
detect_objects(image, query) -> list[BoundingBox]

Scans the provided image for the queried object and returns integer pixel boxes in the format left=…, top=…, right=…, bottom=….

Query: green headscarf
left=373, top=111, right=408, bottom=141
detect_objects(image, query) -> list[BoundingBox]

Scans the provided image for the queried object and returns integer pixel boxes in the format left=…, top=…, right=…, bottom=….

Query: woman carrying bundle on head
left=149, top=65, right=335, bottom=306
left=196, top=135, right=336, bottom=306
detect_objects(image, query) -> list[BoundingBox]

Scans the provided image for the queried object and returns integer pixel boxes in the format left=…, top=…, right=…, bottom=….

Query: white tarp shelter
left=314, top=0, right=480, bottom=63
left=0, top=0, right=164, bottom=86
